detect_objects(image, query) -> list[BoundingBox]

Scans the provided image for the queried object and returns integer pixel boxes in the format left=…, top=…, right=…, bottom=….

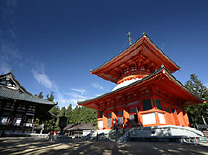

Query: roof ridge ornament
left=143, top=31, right=146, bottom=37
left=127, top=32, right=133, bottom=46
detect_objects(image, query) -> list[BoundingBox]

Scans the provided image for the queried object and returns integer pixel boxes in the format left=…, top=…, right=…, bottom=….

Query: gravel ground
left=0, top=137, right=208, bottom=155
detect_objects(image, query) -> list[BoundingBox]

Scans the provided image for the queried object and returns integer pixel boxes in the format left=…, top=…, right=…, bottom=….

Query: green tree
left=185, top=74, right=208, bottom=127
left=59, top=107, right=66, bottom=117
left=66, top=104, right=72, bottom=123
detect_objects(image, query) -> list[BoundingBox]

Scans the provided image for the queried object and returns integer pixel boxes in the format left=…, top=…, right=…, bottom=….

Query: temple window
left=0, top=111, right=11, bottom=125
left=142, top=99, right=152, bottom=111
left=99, top=110, right=104, bottom=118
left=117, top=110, right=123, bottom=116
left=172, top=108, right=176, bottom=113
left=129, top=107, right=137, bottom=113
left=108, top=113, right=112, bottom=118
left=156, top=99, right=162, bottom=110
left=13, top=113, right=22, bottom=126
left=24, top=115, right=33, bottom=127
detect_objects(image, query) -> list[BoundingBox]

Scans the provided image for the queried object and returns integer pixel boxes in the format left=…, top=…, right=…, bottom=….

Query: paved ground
left=0, top=137, right=208, bottom=155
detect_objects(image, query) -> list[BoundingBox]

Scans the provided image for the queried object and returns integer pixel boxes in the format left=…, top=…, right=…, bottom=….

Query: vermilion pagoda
left=78, top=33, right=203, bottom=130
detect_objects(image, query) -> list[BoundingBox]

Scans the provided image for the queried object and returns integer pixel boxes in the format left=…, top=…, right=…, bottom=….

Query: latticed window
left=156, top=99, right=162, bottom=110
left=107, top=113, right=111, bottom=118
left=117, top=110, right=123, bottom=116
left=172, top=108, right=176, bottom=113
left=142, top=99, right=152, bottom=111
left=129, top=107, right=137, bottom=113
left=99, top=110, right=104, bottom=118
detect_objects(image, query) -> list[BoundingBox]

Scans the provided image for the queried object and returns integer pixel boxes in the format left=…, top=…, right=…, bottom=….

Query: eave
left=0, top=87, right=56, bottom=106
left=78, top=67, right=203, bottom=109
left=91, top=34, right=181, bottom=83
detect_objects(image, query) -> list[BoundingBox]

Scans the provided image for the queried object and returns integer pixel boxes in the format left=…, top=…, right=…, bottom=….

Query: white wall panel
left=142, top=113, right=156, bottom=125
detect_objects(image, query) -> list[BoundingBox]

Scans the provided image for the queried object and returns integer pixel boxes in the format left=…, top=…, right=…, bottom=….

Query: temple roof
left=65, top=123, right=95, bottom=131
left=0, top=72, right=56, bottom=106
left=78, top=67, right=204, bottom=109
left=91, top=33, right=181, bottom=83
left=0, top=72, right=31, bottom=94
left=0, top=87, right=56, bottom=105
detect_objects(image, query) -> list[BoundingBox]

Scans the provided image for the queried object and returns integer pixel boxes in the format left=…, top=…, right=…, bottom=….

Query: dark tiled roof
left=0, top=87, right=56, bottom=105
left=66, top=123, right=95, bottom=131
left=63, top=123, right=75, bottom=130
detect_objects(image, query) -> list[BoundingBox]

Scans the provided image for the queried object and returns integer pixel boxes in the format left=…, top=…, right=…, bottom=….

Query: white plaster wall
left=142, top=113, right=156, bottom=125
left=98, top=120, right=103, bottom=129
left=158, top=113, right=166, bottom=124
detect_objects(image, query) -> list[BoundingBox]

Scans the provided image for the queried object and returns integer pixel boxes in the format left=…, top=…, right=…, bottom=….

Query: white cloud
left=67, top=92, right=87, bottom=99
left=204, top=83, right=208, bottom=88
left=55, top=95, right=78, bottom=109
left=92, top=82, right=104, bottom=90
left=0, top=41, right=21, bottom=74
left=0, top=0, right=20, bottom=74
left=71, top=88, right=86, bottom=94
left=32, top=70, right=53, bottom=89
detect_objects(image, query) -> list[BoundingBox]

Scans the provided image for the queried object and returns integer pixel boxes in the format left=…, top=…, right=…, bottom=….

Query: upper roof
left=0, top=72, right=56, bottom=106
left=91, top=33, right=181, bottom=83
left=0, top=71, right=30, bottom=94
left=78, top=66, right=203, bottom=109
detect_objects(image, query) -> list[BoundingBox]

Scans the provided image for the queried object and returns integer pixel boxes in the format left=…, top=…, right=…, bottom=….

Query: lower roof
left=78, top=67, right=204, bottom=109
left=0, top=87, right=56, bottom=106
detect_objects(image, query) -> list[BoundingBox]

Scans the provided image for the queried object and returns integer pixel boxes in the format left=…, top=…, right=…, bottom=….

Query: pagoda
left=78, top=33, right=204, bottom=130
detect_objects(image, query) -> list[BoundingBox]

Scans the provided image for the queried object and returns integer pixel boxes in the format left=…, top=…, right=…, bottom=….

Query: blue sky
left=0, top=0, right=208, bottom=108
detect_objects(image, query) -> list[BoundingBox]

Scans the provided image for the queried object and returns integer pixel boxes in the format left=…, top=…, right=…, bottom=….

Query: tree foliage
left=35, top=92, right=97, bottom=132
left=185, top=74, right=208, bottom=127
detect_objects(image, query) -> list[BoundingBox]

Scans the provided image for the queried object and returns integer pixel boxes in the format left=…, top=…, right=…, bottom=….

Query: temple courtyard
left=0, top=137, right=208, bottom=155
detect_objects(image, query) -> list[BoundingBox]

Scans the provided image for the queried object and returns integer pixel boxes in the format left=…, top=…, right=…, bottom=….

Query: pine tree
left=185, top=74, right=208, bottom=127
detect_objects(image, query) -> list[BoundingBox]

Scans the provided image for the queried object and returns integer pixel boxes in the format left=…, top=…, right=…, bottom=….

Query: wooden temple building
left=78, top=33, right=204, bottom=130
left=0, top=72, right=56, bottom=136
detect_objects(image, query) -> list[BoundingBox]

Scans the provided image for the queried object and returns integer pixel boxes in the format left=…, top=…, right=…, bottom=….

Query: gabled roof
left=0, top=72, right=56, bottom=106
left=0, top=72, right=30, bottom=94
left=78, top=67, right=203, bottom=109
left=91, top=33, right=181, bottom=83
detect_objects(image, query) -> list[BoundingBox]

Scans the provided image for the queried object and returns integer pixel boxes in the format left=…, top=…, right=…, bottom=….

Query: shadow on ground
left=0, top=137, right=208, bottom=155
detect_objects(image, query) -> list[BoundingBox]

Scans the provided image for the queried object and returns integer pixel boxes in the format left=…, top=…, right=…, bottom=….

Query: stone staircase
left=81, top=126, right=208, bottom=144
left=118, top=125, right=208, bottom=143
